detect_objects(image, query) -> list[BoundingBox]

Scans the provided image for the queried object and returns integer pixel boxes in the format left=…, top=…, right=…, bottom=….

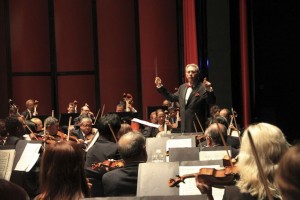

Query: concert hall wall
left=0, top=0, right=180, bottom=120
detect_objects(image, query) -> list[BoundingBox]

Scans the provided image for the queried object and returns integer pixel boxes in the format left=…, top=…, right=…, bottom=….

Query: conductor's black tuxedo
left=157, top=80, right=216, bottom=133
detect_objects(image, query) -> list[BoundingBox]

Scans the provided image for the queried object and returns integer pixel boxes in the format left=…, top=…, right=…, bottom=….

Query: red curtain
left=239, top=0, right=251, bottom=127
left=183, top=0, right=198, bottom=66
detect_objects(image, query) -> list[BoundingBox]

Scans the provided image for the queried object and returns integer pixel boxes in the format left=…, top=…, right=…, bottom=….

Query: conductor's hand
left=203, top=77, right=213, bottom=91
left=155, top=77, right=162, bottom=88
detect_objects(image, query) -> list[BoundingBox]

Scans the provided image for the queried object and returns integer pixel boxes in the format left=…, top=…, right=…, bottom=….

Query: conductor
left=155, top=63, right=216, bottom=133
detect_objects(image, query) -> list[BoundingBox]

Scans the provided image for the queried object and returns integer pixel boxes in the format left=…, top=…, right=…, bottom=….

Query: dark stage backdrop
left=1, top=0, right=298, bottom=144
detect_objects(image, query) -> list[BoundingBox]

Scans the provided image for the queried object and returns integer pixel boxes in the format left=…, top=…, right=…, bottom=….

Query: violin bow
left=231, top=108, right=241, bottom=142
left=100, top=104, right=105, bottom=118
left=67, top=116, right=72, bottom=141
left=108, top=124, right=118, bottom=143
left=215, top=122, right=234, bottom=167
left=194, top=113, right=205, bottom=134
left=193, top=121, right=198, bottom=133
left=247, top=131, right=274, bottom=200
left=93, top=108, right=101, bottom=125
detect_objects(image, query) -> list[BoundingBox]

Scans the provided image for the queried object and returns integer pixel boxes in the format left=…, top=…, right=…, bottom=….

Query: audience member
left=34, top=141, right=90, bottom=200
left=102, top=131, right=147, bottom=196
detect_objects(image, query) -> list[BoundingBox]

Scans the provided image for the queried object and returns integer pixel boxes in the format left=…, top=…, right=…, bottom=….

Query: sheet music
left=200, top=150, right=231, bottom=161
left=15, top=143, right=41, bottom=171
left=166, top=138, right=192, bottom=151
left=85, top=131, right=99, bottom=152
left=0, top=150, right=15, bottom=180
left=178, top=165, right=224, bottom=200
left=132, top=118, right=160, bottom=128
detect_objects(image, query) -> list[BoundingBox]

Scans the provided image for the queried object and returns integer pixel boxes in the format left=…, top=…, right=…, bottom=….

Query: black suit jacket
left=71, top=129, right=85, bottom=140
left=222, top=185, right=279, bottom=200
left=157, top=81, right=216, bottom=133
left=85, top=136, right=120, bottom=197
left=102, top=162, right=142, bottom=196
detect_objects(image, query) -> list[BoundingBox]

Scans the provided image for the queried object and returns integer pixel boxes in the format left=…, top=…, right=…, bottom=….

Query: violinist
left=276, top=143, right=300, bottom=200
left=219, top=108, right=241, bottom=137
left=71, top=116, right=98, bottom=145
left=195, top=123, right=290, bottom=200
left=102, top=131, right=147, bottom=196
left=21, top=99, right=38, bottom=120
left=85, top=113, right=121, bottom=197
left=43, top=116, right=67, bottom=144
left=30, top=118, right=43, bottom=133
left=201, top=116, right=240, bottom=150
left=201, top=122, right=239, bottom=158
left=3, top=114, right=26, bottom=147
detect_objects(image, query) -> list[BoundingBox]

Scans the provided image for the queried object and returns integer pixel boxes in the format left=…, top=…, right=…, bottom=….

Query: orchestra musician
left=73, top=105, right=95, bottom=128
left=67, top=102, right=76, bottom=114
left=71, top=116, right=98, bottom=145
left=21, top=99, right=38, bottom=120
left=155, top=63, right=216, bottom=133
left=102, top=131, right=147, bottom=196
left=3, top=114, right=26, bottom=147
left=195, top=122, right=290, bottom=200
left=43, top=116, right=67, bottom=144
left=85, top=113, right=121, bottom=197
left=34, top=141, right=90, bottom=200
left=276, top=143, right=300, bottom=200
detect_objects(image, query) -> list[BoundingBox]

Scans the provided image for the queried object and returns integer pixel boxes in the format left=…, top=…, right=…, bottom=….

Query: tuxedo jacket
left=157, top=81, right=216, bottom=133
left=102, top=162, right=142, bottom=196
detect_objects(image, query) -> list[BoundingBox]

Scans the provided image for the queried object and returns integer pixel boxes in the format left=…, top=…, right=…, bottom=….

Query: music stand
left=109, top=112, right=138, bottom=124
left=59, top=113, right=80, bottom=127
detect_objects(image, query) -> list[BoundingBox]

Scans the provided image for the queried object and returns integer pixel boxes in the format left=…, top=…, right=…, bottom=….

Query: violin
left=91, top=159, right=125, bottom=172
left=168, top=165, right=239, bottom=188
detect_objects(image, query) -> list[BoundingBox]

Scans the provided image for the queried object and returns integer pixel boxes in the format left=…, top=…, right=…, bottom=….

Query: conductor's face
left=185, top=65, right=198, bottom=83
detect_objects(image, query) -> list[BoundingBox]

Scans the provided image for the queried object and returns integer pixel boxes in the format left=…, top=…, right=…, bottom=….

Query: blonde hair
left=185, top=63, right=199, bottom=72
left=236, top=123, right=290, bottom=200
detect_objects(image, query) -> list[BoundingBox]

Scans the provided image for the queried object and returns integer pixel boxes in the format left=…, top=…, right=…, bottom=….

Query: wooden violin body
left=92, top=159, right=125, bottom=172
left=168, top=165, right=239, bottom=188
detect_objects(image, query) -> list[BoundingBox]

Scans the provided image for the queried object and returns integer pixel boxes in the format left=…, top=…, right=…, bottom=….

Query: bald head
left=118, top=131, right=147, bottom=162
